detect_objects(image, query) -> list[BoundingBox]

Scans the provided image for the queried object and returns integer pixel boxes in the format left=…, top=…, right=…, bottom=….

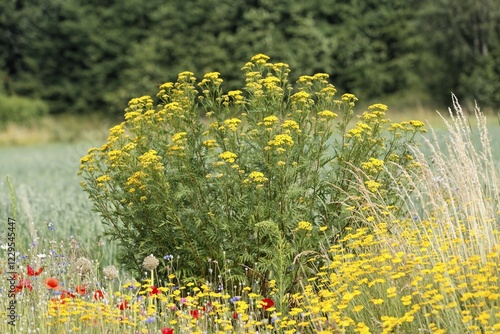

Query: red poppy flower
left=117, top=300, right=129, bottom=310
left=94, top=289, right=104, bottom=300
left=15, top=278, right=33, bottom=293
left=190, top=309, right=201, bottom=319
left=61, top=290, right=76, bottom=299
left=45, top=277, right=61, bottom=290
left=161, top=328, right=174, bottom=334
left=27, top=265, right=43, bottom=276
left=232, top=312, right=239, bottom=319
left=149, top=285, right=159, bottom=296
left=260, top=298, right=274, bottom=310
left=75, top=285, right=87, bottom=295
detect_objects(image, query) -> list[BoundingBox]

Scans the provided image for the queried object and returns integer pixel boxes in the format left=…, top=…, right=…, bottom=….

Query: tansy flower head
left=219, top=151, right=237, bottom=163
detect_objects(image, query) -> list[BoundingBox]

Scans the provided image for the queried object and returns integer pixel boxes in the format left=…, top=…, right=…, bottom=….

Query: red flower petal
left=27, top=265, right=43, bottom=276
left=117, top=300, right=128, bottom=310
left=161, top=328, right=174, bottom=334
left=94, top=290, right=104, bottom=300
left=15, top=278, right=33, bottom=293
left=190, top=309, right=201, bottom=319
left=260, top=298, right=274, bottom=309
left=61, top=290, right=76, bottom=299
left=27, top=265, right=34, bottom=276
left=149, top=285, right=159, bottom=296
left=75, top=285, right=87, bottom=295
left=45, top=277, right=61, bottom=290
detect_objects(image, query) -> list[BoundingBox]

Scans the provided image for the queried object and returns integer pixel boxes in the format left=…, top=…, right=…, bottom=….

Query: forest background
left=1, top=0, right=500, bottom=126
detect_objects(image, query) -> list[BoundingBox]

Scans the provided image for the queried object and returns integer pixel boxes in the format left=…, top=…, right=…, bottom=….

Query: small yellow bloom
left=297, top=221, right=312, bottom=231
left=172, top=132, right=187, bottom=143
left=282, top=120, right=299, bottom=130
left=219, top=151, right=237, bottom=163
left=268, top=134, right=294, bottom=146
left=247, top=171, right=268, bottom=183
left=250, top=53, right=270, bottom=63
left=409, top=120, right=425, bottom=128
left=365, top=180, right=382, bottom=192
left=317, top=110, right=338, bottom=118
left=223, top=118, right=242, bottom=131
left=263, top=115, right=279, bottom=126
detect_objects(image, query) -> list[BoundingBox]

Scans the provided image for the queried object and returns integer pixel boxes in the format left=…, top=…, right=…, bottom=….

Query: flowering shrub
left=79, top=54, right=425, bottom=294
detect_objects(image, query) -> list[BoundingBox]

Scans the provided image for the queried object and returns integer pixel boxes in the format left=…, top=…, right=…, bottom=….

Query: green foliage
left=80, top=55, right=425, bottom=293
left=416, top=0, right=500, bottom=108
left=0, top=94, right=48, bottom=127
left=2, top=0, right=500, bottom=115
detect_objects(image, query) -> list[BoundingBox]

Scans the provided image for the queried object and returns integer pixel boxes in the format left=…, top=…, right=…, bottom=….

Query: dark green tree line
left=1, top=0, right=499, bottom=115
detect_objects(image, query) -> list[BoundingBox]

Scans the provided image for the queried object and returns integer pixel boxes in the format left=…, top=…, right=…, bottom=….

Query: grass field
left=0, top=129, right=119, bottom=266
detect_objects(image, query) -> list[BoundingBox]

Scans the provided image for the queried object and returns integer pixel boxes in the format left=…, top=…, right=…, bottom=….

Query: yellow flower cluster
left=223, top=118, right=242, bottom=131
left=365, top=179, right=382, bottom=192
left=262, top=115, right=279, bottom=126
left=268, top=134, right=294, bottom=147
left=295, top=217, right=500, bottom=333
left=138, top=150, right=163, bottom=171
left=362, top=157, right=384, bottom=174
left=347, top=122, right=373, bottom=140
left=282, top=120, right=299, bottom=130
left=218, top=151, right=237, bottom=163
left=198, top=71, right=223, bottom=88
left=317, top=110, right=338, bottom=119
left=297, top=221, right=313, bottom=231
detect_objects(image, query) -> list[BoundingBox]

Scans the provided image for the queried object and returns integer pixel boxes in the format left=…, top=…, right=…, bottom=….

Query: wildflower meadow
left=1, top=55, right=499, bottom=333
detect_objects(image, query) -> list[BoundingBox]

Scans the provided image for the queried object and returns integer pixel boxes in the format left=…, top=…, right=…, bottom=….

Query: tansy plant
left=79, top=54, right=425, bottom=297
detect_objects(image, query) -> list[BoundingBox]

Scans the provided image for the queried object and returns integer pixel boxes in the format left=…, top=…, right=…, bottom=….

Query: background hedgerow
left=79, top=54, right=426, bottom=296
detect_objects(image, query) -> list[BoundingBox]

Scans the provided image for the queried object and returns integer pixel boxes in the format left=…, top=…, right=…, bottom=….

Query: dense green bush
left=0, top=94, right=49, bottom=128
left=79, top=55, right=426, bottom=295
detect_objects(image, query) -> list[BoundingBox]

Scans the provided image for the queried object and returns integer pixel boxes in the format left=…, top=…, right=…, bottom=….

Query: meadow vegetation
left=1, top=56, right=499, bottom=333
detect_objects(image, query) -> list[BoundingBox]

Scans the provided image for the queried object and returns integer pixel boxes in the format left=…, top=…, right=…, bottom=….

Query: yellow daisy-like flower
left=223, top=118, right=242, bottom=131
left=250, top=53, right=270, bottom=63
left=365, top=179, right=382, bottom=192
left=263, top=115, right=279, bottom=126
left=247, top=171, right=268, bottom=183
left=96, top=175, right=111, bottom=183
left=409, top=120, right=425, bottom=128
left=172, top=132, right=187, bottom=143
left=202, top=139, right=217, bottom=148
left=368, top=103, right=388, bottom=112
left=317, top=110, right=338, bottom=118
left=282, top=120, right=299, bottom=130
left=297, top=221, right=313, bottom=231
left=341, top=93, right=358, bottom=101
left=268, top=134, right=294, bottom=146
left=219, top=151, right=237, bottom=163
left=139, top=150, right=161, bottom=168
